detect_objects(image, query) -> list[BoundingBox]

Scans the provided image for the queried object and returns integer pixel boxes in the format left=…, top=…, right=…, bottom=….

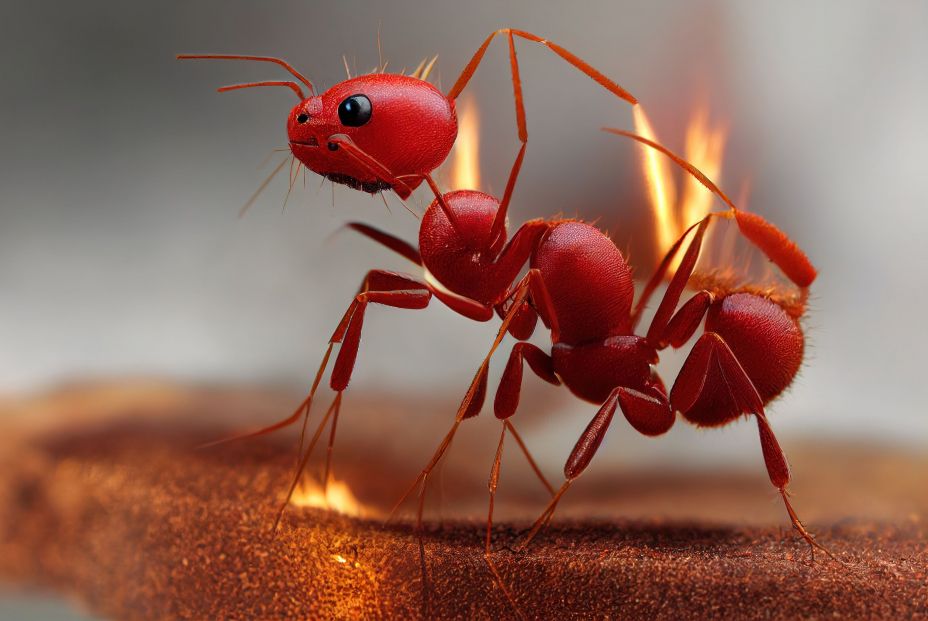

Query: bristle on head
left=409, top=57, right=427, bottom=79
left=421, top=55, right=439, bottom=81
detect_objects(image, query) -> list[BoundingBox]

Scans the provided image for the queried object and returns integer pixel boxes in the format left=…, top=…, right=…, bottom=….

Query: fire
left=289, top=476, right=373, bottom=518
left=633, top=107, right=678, bottom=255
left=634, top=104, right=728, bottom=271
left=450, top=94, right=481, bottom=190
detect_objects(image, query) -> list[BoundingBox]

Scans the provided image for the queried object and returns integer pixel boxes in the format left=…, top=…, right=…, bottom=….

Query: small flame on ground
left=634, top=104, right=728, bottom=273
left=451, top=95, right=481, bottom=190
left=289, top=476, right=370, bottom=518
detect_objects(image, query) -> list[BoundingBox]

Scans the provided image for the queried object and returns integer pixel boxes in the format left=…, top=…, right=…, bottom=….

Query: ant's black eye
left=296, top=113, right=309, bottom=124
left=337, top=94, right=372, bottom=127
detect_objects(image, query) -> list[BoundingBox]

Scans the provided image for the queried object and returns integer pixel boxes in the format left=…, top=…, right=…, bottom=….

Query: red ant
left=178, top=29, right=637, bottom=201
left=181, top=28, right=836, bottom=616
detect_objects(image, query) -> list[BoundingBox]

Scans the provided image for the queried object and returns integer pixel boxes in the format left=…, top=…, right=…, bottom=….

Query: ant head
left=287, top=74, right=457, bottom=194
left=177, top=55, right=457, bottom=197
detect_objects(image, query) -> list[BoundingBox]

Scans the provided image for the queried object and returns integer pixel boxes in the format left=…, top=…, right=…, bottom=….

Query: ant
left=273, top=129, right=832, bottom=619
left=178, top=29, right=637, bottom=202
left=180, top=29, right=837, bottom=617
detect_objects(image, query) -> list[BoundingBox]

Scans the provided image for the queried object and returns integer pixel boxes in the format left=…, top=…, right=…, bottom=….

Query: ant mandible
left=179, top=29, right=637, bottom=201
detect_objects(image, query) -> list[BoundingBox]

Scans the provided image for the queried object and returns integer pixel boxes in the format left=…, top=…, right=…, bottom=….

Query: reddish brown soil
left=0, top=383, right=925, bottom=620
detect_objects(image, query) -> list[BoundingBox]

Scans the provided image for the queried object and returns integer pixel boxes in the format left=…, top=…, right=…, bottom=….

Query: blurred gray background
left=1, top=1, right=926, bottom=457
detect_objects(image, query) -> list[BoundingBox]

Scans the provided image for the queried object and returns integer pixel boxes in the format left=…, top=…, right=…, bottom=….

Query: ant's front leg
left=267, top=269, right=433, bottom=530
left=201, top=268, right=428, bottom=450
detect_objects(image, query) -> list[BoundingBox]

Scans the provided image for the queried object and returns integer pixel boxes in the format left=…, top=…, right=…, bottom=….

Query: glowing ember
left=450, top=94, right=481, bottom=190
left=289, top=476, right=372, bottom=518
left=634, top=104, right=728, bottom=271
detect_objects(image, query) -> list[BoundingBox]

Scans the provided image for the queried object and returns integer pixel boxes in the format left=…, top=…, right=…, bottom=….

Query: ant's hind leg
left=671, top=333, right=841, bottom=564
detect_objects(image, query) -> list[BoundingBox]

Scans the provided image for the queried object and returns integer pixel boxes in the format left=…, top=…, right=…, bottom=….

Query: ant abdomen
left=706, top=292, right=805, bottom=403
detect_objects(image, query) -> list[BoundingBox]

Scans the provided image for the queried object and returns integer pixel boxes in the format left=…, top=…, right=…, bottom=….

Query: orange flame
left=451, top=95, right=481, bottom=190
left=289, top=476, right=374, bottom=519
left=633, top=107, right=678, bottom=256
left=634, top=104, right=728, bottom=272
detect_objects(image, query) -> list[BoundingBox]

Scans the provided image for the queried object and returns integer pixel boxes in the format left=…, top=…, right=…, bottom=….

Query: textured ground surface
left=0, top=383, right=925, bottom=620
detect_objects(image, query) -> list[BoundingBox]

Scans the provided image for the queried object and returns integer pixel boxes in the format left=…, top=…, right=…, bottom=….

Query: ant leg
left=487, top=32, right=527, bottom=242
left=494, top=343, right=560, bottom=420
left=484, top=422, right=527, bottom=620
left=642, top=216, right=712, bottom=344
left=490, top=220, right=552, bottom=300
left=318, top=275, right=433, bottom=490
left=670, top=333, right=841, bottom=564
left=520, top=398, right=612, bottom=548
left=448, top=30, right=637, bottom=106
left=290, top=270, right=432, bottom=467
left=661, top=291, right=714, bottom=348
left=518, top=382, right=674, bottom=550
left=322, top=388, right=341, bottom=495
left=262, top=270, right=431, bottom=530
left=343, top=222, right=422, bottom=265
left=388, top=272, right=539, bottom=524
left=495, top=299, right=538, bottom=340
left=426, top=285, right=495, bottom=322
left=505, top=420, right=554, bottom=497
left=494, top=343, right=560, bottom=496
left=498, top=266, right=561, bottom=340
left=392, top=269, right=553, bottom=617
left=631, top=213, right=713, bottom=329
left=449, top=29, right=636, bottom=241
left=329, top=283, right=431, bottom=392
left=272, top=392, right=342, bottom=531
left=198, top=344, right=333, bottom=449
